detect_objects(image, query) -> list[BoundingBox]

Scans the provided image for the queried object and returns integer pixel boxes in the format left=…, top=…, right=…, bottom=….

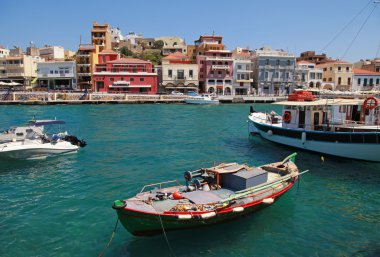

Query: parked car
left=171, top=91, right=184, bottom=95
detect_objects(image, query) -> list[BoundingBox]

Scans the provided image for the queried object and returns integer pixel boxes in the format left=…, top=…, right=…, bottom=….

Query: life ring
left=363, top=97, right=378, bottom=110
left=283, top=111, right=291, bottom=123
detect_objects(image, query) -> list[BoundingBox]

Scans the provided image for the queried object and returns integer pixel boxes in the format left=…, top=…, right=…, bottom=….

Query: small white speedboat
left=185, top=94, right=219, bottom=105
left=0, top=119, right=86, bottom=160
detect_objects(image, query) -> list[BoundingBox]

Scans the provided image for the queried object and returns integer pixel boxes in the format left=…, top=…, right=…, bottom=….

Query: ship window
left=26, top=129, right=33, bottom=132
left=16, top=133, right=24, bottom=136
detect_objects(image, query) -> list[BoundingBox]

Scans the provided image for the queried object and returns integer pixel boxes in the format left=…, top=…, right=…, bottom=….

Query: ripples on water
left=0, top=104, right=380, bottom=257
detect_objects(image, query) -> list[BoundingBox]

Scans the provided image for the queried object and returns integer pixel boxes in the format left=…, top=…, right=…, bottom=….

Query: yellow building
left=0, top=55, right=42, bottom=90
left=91, top=22, right=112, bottom=51
left=317, top=60, right=353, bottom=91
left=76, top=44, right=100, bottom=90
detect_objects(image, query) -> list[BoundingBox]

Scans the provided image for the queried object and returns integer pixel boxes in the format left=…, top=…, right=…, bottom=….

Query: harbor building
left=297, top=51, right=328, bottom=65
left=352, top=68, right=380, bottom=91
left=91, top=22, right=112, bottom=51
left=161, top=52, right=199, bottom=94
left=39, top=45, right=65, bottom=61
left=0, top=46, right=10, bottom=58
left=361, top=58, right=380, bottom=73
left=232, top=49, right=253, bottom=95
left=0, top=54, right=42, bottom=90
left=93, top=49, right=157, bottom=94
left=252, top=46, right=296, bottom=95
left=76, top=44, right=100, bottom=90
left=317, top=60, right=353, bottom=91
left=194, top=35, right=233, bottom=94
left=37, top=61, right=77, bottom=90
left=294, top=61, right=323, bottom=89
left=155, top=37, right=187, bottom=56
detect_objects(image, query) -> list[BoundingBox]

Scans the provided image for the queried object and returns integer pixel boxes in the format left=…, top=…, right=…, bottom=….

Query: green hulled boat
left=113, top=153, right=302, bottom=236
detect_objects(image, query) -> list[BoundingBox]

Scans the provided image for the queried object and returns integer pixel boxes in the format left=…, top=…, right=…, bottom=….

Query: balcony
left=236, top=79, right=253, bottom=83
left=77, top=73, right=91, bottom=76
left=237, top=69, right=252, bottom=73
left=77, top=63, right=90, bottom=66
left=5, top=72, right=25, bottom=77
left=205, top=56, right=233, bottom=61
left=211, top=65, right=230, bottom=70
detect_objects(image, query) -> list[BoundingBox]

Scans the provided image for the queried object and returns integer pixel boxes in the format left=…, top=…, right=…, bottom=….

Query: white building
left=110, top=27, right=124, bottom=43
left=0, top=46, right=10, bottom=58
left=252, top=46, right=296, bottom=95
left=37, top=61, right=77, bottom=90
left=232, top=51, right=253, bottom=95
left=155, top=37, right=187, bottom=55
left=295, top=61, right=323, bottom=89
left=125, top=32, right=143, bottom=45
left=352, top=68, right=380, bottom=91
left=39, top=46, right=65, bottom=61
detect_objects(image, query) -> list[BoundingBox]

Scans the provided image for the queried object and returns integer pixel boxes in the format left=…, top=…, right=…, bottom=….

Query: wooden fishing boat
left=112, top=153, right=304, bottom=236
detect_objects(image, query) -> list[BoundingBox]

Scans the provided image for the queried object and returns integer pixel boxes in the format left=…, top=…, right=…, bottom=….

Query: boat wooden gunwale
left=112, top=153, right=302, bottom=236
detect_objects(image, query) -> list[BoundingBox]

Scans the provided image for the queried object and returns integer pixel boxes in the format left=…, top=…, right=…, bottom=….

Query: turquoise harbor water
left=1, top=104, right=380, bottom=257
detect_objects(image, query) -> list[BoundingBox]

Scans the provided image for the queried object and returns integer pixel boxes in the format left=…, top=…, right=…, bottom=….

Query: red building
left=93, top=50, right=157, bottom=93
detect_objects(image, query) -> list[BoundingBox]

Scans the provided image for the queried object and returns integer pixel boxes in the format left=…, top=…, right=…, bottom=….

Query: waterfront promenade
left=0, top=92, right=285, bottom=104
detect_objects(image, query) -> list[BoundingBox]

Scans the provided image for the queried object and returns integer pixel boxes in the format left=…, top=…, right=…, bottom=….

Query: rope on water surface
left=98, top=218, right=119, bottom=257
left=156, top=211, right=177, bottom=257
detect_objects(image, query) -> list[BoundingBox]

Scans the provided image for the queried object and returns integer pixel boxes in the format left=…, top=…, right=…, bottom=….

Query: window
left=330, top=67, right=332, bottom=71
left=110, top=78, right=114, bottom=81
left=168, top=69, right=172, bottom=78
left=346, top=67, right=349, bottom=72
left=376, top=78, right=379, bottom=84
left=310, top=73, right=315, bottom=79
left=275, top=72, right=279, bottom=78
left=50, top=70, right=53, bottom=74
left=358, top=78, right=361, bottom=85
left=140, top=78, right=144, bottom=82
left=323, top=68, right=327, bottom=71
left=265, top=72, right=268, bottom=79
left=370, top=78, right=373, bottom=86
left=55, top=70, right=58, bottom=74
left=286, top=73, right=289, bottom=79
left=328, top=77, right=332, bottom=81
left=189, top=70, right=193, bottom=78
left=130, top=78, right=134, bottom=82
left=364, top=78, right=367, bottom=86
left=276, top=60, right=280, bottom=65
left=177, top=70, right=184, bottom=80
left=237, top=65, right=242, bottom=70
left=338, top=66, right=341, bottom=71
left=338, top=77, right=341, bottom=85
left=218, top=71, right=222, bottom=75
left=287, top=60, right=291, bottom=66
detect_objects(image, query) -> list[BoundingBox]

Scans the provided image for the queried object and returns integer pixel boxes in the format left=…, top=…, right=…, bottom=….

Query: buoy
left=177, top=214, right=192, bottom=220
left=267, top=130, right=273, bottom=136
left=172, top=192, right=183, bottom=200
left=262, top=198, right=274, bottom=204
left=200, top=212, right=216, bottom=219
left=232, top=207, right=244, bottom=213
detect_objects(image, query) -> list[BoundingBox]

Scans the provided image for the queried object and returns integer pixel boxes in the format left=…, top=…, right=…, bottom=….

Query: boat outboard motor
left=63, top=135, right=87, bottom=147
left=249, top=106, right=255, bottom=114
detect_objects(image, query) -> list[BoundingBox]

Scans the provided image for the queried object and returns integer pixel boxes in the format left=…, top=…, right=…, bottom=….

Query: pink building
left=93, top=50, right=157, bottom=93
left=198, top=50, right=234, bottom=95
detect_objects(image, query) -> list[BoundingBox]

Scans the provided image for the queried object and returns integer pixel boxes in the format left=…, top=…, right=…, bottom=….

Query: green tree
left=119, top=46, right=133, bottom=57
left=153, top=40, right=164, bottom=50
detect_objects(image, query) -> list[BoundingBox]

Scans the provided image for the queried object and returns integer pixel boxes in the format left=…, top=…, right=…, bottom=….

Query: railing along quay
left=0, top=92, right=286, bottom=105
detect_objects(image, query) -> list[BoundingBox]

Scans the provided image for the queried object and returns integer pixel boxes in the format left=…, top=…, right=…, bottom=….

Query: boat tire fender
left=283, top=111, right=291, bottom=123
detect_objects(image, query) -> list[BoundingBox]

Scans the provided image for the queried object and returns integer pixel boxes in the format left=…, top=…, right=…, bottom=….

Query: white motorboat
left=0, top=119, right=86, bottom=160
left=247, top=96, right=380, bottom=162
left=185, top=94, right=219, bottom=105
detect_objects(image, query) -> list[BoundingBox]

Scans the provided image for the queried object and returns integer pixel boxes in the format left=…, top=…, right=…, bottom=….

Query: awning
left=109, top=85, right=151, bottom=88
left=165, top=86, right=198, bottom=89
left=31, top=77, right=38, bottom=84
left=274, top=99, right=364, bottom=106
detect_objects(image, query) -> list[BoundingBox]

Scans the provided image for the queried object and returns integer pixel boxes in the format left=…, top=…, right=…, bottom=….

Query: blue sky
left=1, top=0, right=379, bottom=62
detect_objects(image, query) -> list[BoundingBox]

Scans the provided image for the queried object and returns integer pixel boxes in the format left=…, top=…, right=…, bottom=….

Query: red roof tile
left=162, top=51, right=189, bottom=60
left=353, top=68, right=380, bottom=75
left=99, top=49, right=117, bottom=54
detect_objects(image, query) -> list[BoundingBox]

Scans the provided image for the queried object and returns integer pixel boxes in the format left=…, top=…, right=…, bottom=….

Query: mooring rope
left=98, top=218, right=119, bottom=257
left=157, top=212, right=176, bottom=257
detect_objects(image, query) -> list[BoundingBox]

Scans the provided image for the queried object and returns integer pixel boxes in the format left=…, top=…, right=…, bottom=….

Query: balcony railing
left=236, top=69, right=253, bottom=73
left=205, top=56, right=233, bottom=61
left=236, top=79, right=253, bottom=83
left=77, top=73, right=91, bottom=76
left=211, top=65, right=230, bottom=70
left=4, top=72, right=25, bottom=77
